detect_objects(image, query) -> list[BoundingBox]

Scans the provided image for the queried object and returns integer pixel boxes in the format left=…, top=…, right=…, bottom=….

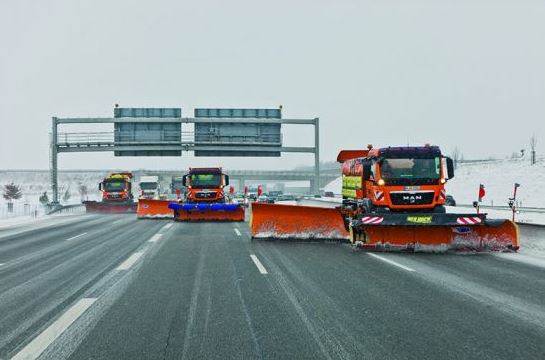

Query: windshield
left=190, top=174, right=222, bottom=189
left=380, top=157, right=441, bottom=184
left=103, top=180, right=126, bottom=192
left=140, top=182, right=158, bottom=190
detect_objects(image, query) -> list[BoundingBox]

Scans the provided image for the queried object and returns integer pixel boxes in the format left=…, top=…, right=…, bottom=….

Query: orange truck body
left=169, top=167, right=245, bottom=221
left=251, top=145, right=519, bottom=252
left=185, top=167, right=227, bottom=203
left=85, top=172, right=137, bottom=214
left=338, top=145, right=452, bottom=213
left=99, top=172, right=134, bottom=203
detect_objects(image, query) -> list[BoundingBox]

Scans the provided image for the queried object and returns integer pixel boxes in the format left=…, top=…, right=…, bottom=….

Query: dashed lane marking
left=65, top=233, right=88, bottom=241
left=116, top=252, right=144, bottom=270
left=250, top=254, right=268, bottom=274
left=367, top=253, right=416, bottom=272
left=11, top=298, right=97, bottom=360
left=148, top=234, right=163, bottom=243
left=234, top=228, right=241, bottom=236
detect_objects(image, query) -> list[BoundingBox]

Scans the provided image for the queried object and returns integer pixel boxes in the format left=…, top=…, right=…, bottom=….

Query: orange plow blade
left=137, top=199, right=174, bottom=219
left=250, top=203, right=349, bottom=240
left=350, top=216, right=519, bottom=252
left=250, top=203, right=519, bottom=252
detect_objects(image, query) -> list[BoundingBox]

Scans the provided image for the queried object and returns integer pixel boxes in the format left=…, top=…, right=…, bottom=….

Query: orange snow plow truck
left=84, top=172, right=137, bottom=213
left=168, top=167, right=245, bottom=221
left=251, top=145, right=519, bottom=252
left=137, top=167, right=245, bottom=221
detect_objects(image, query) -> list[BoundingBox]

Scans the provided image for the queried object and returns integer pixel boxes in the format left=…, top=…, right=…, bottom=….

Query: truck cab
left=99, top=173, right=134, bottom=203
left=182, top=168, right=229, bottom=203
left=139, top=176, right=160, bottom=199
left=339, top=145, right=454, bottom=213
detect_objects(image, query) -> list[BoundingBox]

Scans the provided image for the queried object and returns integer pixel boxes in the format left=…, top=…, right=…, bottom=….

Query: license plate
left=404, top=186, right=421, bottom=191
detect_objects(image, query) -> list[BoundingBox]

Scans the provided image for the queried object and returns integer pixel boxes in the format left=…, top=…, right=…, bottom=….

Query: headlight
left=377, top=179, right=385, bottom=186
left=440, top=178, right=446, bottom=184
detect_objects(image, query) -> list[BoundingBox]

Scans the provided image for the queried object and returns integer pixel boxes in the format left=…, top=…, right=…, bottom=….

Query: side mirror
left=98, top=183, right=102, bottom=191
left=224, top=175, right=230, bottom=186
left=182, top=175, right=187, bottom=187
left=446, top=157, right=455, bottom=179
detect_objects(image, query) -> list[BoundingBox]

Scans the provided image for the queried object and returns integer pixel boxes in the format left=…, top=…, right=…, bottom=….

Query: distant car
left=445, top=195, right=456, bottom=206
left=324, top=191, right=335, bottom=197
left=257, top=195, right=269, bottom=203
left=278, top=194, right=296, bottom=201
left=233, top=197, right=249, bottom=207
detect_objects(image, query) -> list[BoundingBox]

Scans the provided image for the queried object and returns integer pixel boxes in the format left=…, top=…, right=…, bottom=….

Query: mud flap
left=136, top=199, right=174, bottom=219
left=250, top=203, right=349, bottom=240
left=169, top=203, right=245, bottom=222
left=84, top=201, right=137, bottom=214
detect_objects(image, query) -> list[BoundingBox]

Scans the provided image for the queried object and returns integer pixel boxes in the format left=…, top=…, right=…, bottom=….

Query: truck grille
left=195, top=191, right=217, bottom=199
left=390, top=192, right=434, bottom=205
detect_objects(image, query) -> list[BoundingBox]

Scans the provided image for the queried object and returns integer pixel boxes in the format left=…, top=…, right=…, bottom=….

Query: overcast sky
left=1, top=0, right=544, bottom=170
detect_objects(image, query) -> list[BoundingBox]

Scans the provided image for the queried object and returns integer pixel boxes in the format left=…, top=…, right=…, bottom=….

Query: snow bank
left=447, top=159, right=545, bottom=208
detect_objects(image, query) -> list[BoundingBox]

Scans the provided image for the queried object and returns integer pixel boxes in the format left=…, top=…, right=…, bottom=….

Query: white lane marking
left=148, top=234, right=163, bottom=243
left=11, top=298, right=97, bottom=360
left=65, top=232, right=87, bottom=241
left=234, top=228, right=241, bottom=236
left=116, top=252, right=144, bottom=270
left=112, top=219, right=124, bottom=224
left=250, top=254, right=268, bottom=274
left=0, top=263, right=4, bottom=266
left=162, top=222, right=173, bottom=231
left=367, top=253, right=416, bottom=272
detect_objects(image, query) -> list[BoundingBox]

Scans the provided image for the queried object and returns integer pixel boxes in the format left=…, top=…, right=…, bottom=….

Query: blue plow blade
left=168, top=203, right=241, bottom=211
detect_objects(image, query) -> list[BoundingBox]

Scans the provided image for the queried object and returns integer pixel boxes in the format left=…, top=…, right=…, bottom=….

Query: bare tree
left=530, top=134, right=537, bottom=165
left=62, top=187, right=71, bottom=203
left=39, top=192, right=49, bottom=205
left=78, top=183, right=88, bottom=201
left=451, top=147, right=460, bottom=169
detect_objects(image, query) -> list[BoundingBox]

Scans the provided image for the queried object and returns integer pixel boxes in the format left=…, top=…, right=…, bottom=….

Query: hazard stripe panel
left=456, top=217, right=482, bottom=225
left=361, top=216, right=384, bottom=224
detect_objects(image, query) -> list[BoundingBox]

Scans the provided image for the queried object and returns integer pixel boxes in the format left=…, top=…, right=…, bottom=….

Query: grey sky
left=1, top=0, right=544, bottom=170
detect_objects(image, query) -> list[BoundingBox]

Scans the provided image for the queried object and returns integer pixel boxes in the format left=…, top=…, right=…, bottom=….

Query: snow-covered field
left=447, top=159, right=545, bottom=208
left=0, top=171, right=104, bottom=206
left=0, top=171, right=104, bottom=219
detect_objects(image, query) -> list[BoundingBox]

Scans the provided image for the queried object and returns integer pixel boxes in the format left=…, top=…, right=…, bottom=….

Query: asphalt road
left=1, top=214, right=544, bottom=360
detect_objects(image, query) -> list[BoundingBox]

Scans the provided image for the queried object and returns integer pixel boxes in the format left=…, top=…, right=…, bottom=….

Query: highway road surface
left=1, top=214, right=544, bottom=360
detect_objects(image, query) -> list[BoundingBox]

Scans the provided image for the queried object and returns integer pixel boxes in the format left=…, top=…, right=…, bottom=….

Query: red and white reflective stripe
left=361, top=216, right=384, bottom=224
left=439, top=189, right=446, bottom=200
left=456, top=217, right=482, bottom=225
left=374, top=191, right=384, bottom=201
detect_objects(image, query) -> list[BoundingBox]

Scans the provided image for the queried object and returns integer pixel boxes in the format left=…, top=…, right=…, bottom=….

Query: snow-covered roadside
left=0, top=212, right=89, bottom=239
left=447, top=206, right=545, bottom=226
